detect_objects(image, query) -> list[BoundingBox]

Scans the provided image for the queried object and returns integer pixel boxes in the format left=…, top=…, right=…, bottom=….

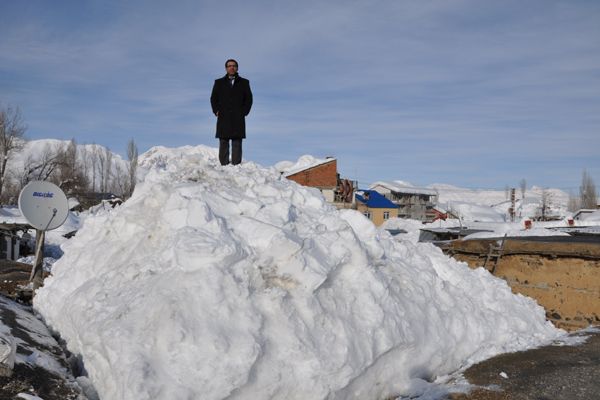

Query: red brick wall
left=287, top=160, right=337, bottom=188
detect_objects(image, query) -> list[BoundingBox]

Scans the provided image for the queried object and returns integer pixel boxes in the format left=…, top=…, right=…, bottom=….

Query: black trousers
left=219, top=138, right=242, bottom=166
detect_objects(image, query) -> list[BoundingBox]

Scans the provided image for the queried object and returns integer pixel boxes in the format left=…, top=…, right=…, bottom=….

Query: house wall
left=371, top=186, right=438, bottom=222
left=357, top=203, right=399, bottom=226
left=286, top=160, right=338, bottom=188
left=321, top=189, right=335, bottom=202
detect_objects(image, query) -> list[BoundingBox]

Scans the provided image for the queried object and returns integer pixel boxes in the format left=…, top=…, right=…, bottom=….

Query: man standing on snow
left=210, top=59, right=253, bottom=166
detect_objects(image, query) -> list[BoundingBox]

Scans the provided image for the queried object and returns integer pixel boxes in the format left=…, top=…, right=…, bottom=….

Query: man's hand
left=215, top=111, right=219, bottom=117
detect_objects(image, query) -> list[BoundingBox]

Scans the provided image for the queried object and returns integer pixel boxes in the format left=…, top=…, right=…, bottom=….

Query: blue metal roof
left=355, top=190, right=398, bottom=209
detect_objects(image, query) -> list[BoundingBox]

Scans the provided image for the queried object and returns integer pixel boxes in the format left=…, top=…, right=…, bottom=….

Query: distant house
left=370, top=181, right=438, bottom=222
left=281, top=156, right=355, bottom=207
left=355, top=190, right=399, bottom=226
left=282, top=157, right=338, bottom=202
left=0, top=223, right=32, bottom=260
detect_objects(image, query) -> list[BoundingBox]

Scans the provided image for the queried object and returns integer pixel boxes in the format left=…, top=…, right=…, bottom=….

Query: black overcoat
left=210, top=74, right=253, bottom=139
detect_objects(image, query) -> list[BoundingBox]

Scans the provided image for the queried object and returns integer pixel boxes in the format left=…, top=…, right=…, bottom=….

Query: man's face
left=226, top=62, right=238, bottom=75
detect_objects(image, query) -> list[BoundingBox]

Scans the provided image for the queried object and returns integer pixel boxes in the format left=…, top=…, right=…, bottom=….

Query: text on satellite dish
left=32, top=191, right=54, bottom=198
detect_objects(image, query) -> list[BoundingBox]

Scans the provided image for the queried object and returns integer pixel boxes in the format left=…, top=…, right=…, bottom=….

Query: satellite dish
left=18, top=181, right=69, bottom=231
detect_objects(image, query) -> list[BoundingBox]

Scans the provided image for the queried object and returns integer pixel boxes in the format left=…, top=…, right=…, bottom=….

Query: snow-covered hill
left=429, top=183, right=570, bottom=221
left=34, top=145, right=563, bottom=400
left=7, top=139, right=129, bottom=192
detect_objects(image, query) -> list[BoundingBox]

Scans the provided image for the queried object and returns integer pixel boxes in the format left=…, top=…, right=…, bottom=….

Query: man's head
left=225, top=59, right=238, bottom=75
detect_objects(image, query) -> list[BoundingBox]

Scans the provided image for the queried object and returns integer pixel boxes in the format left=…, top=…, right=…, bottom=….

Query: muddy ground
left=0, top=295, right=84, bottom=400
left=448, top=329, right=600, bottom=400
left=0, top=260, right=34, bottom=301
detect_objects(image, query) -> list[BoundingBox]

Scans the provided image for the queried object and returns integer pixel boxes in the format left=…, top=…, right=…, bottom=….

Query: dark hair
left=225, top=59, right=238, bottom=68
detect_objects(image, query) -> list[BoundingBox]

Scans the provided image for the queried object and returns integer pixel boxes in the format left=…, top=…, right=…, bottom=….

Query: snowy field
left=31, top=146, right=565, bottom=400
left=430, top=183, right=569, bottom=220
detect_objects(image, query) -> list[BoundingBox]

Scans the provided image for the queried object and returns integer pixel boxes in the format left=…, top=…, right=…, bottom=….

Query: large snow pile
left=35, top=146, right=562, bottom=400
left=380, top=218, right=424, bottom=244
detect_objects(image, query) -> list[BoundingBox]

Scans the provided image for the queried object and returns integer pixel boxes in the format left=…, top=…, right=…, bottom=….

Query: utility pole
left=509, top=188, right=516, bottom=222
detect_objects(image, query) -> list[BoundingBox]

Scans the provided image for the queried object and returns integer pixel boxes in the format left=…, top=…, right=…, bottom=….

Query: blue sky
left=1, top=0, right=598, bottom=191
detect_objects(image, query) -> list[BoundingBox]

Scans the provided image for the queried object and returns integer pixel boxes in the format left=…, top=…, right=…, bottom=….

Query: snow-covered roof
left=446, top=201, right=506, bottom=223
left=275, top=155, right=336, bottom=177
left=370, top=181, right=438, bottom=196
left=355, top=190, right=398, bottom=208
left=574, top=209, right=600, bottom=221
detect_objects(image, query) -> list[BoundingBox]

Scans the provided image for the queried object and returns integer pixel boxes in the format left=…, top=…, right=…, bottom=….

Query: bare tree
left=567, top=192, right=580, bottom=212
left=538, top=188, right=553, bottom=220
left=1, top=174, right=21, bottom=205
left=54, top=139, right=88, bottom=195
left=21, top=143, right=60, bottom=184
left=580, top=169, right=598, bottom=209
left=519, top=178, right=527, bottom=200
left=90, top=143, right=99, bottom=192
left=96, top=146, right=106, bottom=192
left=103, top=147, right=112, bottom=193
left=111, top=163, right=128, bottom=197
left=0, top=105, right=26, bottom=201
left=127, top=138, right=138, bottom=198
left=66, top=138, right=78, bottom=179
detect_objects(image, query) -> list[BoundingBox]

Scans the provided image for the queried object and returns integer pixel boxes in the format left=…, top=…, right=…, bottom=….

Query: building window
left=363, top=211, right=371, bottom=219
left=383, top=211, right=390, bottom=220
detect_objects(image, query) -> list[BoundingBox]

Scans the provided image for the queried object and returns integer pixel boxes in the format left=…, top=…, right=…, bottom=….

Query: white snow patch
left=578, top=210, right=600, bottom=221
left=275, top=154, right=335, bottom=177
left=445, top=201, right=506, bottom=223
left=16, top=394, right=45, bottom=400
left=430, top=184, right=569, bottom=221
left=380, top=218, right=424, bottom=244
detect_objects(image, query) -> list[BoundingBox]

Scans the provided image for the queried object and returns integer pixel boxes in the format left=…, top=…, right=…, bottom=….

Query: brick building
left=283, top=157, right=339, bottom=203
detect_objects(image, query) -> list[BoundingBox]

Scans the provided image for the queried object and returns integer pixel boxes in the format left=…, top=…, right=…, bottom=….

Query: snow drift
left=34, top=146, right=562, bottom=400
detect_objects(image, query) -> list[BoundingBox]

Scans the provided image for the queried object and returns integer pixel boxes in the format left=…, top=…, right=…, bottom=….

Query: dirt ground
left=0, top=294, right=83, bottom=400
left=448, top=329, right=600, bottom=400
left=0, top=361, right=82, bottom=400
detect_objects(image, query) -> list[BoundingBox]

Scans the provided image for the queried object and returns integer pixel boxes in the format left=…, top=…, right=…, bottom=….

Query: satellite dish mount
left=18, top=181, right=69, bottom=290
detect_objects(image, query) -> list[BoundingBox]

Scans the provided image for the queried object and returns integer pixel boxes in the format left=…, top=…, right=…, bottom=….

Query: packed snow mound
left=34, top=146, right=562, bottom=400
left=380, top=218, right=424, bottom=244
